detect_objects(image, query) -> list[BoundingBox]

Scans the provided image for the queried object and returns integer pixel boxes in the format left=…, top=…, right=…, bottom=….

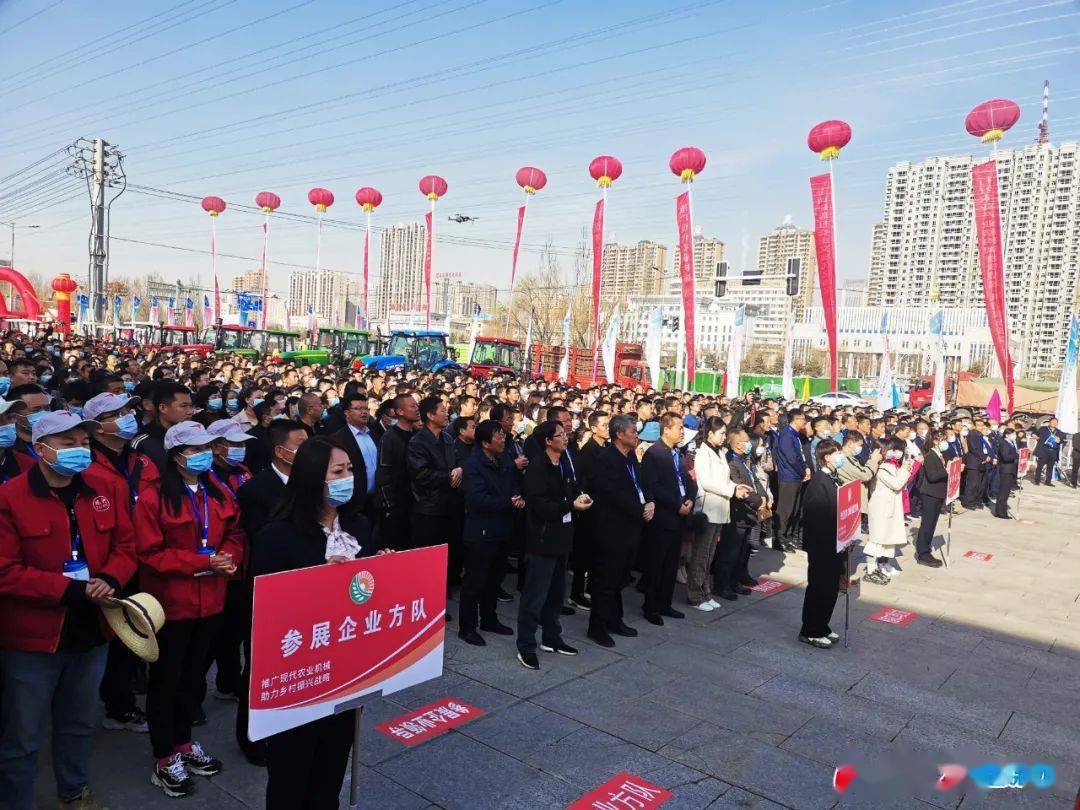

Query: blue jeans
left=0, top=644, right=108, bottom=810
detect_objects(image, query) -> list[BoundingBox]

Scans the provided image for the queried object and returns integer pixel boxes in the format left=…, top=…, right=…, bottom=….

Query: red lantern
left=201, top=196, right=226, bottom=217
left=807, top=120, right=852, bottom=160
left=51, top=273, right=78, bottom=334
left=255, top=191, right=281, bottom=213
left=669, top=147, right=706, bottom=182
left=354, top=187, right=383, bottom=212
left=965, top=99, right=1021, bottom=143
left=515, top=167, right=547, bottom=195
left=308, top=187, right=334, bottom=212
left=589, top=155, right=622, bottom=188
left=419, top=175, right=448, bottom=201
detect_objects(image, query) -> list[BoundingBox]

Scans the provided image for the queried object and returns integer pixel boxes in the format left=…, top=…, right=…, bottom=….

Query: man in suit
left=1070, top=431, right=1080, bottom=488
left=572, top=410, right=609, bottom=610
left=638, top=412, right=697, bottom=625
left=586, top=414, right=654, bottom=648
left=375, top=394, right=420, bottom=549
left=1033, top=417, right=1065, bottom=486
left=961, top=420, right=992, bottom=509
left=983, top=420, right=1002, bottom=506
left=331, top=392, right=378, bottom=524
left=774, top=410, right=810, bottom=552
left=233, top=418, right=307, bottom=765
left=994, top=427, right=1019, bottom=519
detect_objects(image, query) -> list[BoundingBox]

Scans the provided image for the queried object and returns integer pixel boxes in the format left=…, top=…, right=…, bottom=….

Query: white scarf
left=322, top=516, right=361, bottom=562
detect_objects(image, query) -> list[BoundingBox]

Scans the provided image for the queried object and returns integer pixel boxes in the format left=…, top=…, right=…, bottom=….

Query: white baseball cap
left=83, top=393, right=139, bottom=422
left=0, top=399, right=26, bottom=416
left=206, top=419, right=255, bottom=442
left=164, top=420, right=216, bottom=450
left=31, top=410, right=100, bottom=444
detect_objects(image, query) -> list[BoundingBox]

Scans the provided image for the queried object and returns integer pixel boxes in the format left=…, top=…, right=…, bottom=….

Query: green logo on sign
left=349, top=570, right=375, bottom=605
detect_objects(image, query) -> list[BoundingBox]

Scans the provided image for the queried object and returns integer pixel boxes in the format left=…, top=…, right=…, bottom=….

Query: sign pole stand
left=941, top=508, right=952, bottom=568
left=348, top=705, right=365, bottom=810
left=1014, top=479, right=1023, bottom=521
left=843, top=550, right=851, bottom=648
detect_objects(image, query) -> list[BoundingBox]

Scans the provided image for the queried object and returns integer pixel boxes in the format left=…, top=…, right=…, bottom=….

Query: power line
left=0, top=0, right=65, bottom=39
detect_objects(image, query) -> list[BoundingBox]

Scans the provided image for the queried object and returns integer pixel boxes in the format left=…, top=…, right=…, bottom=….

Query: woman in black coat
left=799, top=439, right=846, bottom=649
left=252, top=436, right=381, bottom=810
left=915, top=430, right=949, bottom=565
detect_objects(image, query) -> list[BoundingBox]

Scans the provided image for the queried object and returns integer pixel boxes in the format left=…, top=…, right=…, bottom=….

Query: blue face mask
left=226, top=446, right=246, bottom=466
left=123, top=380, right=135, bottom=392
left=327, top=396, right=339, bottom=408
left=325, top=476, right=354, bottom=507
left=831, top=454, right=846, bottom=470
left=44, top=445, right=93, bottom=477
left=183, top=450, right=213, bottom=473
left=70, top=406, right=84, bottom=417
left=0, top=424, right=15, bottom=448
left=112, top=413, right=139, bottom=441
left=26, top=411, right=48, bottom=429
left=40, top=373, right=52, bottom=384
left=207, top=397, right=223, bottom=411
left=251, top=398, right=264, bottom=409
left=226, top=399, right=239, bottom=412
left=0, top=377, right=9, bottom=397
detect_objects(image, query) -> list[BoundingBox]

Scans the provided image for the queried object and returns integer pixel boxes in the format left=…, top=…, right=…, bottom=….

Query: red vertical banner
left=511, top=204, right=526, bottom=291
left=591, top=198, right=604, bottom=380
left=424, top=210, right=433, bottom=328
left=810, top=173, right=838, bottom=392
left=972, top=159, right=1014, bottom=414
left=676, top=191, right=696, bottom=383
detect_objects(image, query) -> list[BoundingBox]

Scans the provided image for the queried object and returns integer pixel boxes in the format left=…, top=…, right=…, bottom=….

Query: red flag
left=424, top=210, right=433, bottom=329
left=972, top=159, right=1014, bottom=414
left=591, top=198, right=604, bottom=381
left=676, top=191, right=696, bottom=383
left=511, top=204, right=526, bottom=290
left=810, top=173, right=839, bottom=392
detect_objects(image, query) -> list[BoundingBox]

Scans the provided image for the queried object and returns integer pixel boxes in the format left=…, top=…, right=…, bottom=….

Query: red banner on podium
left=945, top=458, right=963, bottom=505
left=1018, top=447, right=1032, bottom=478
left=836, top=480, right=861, bottom=552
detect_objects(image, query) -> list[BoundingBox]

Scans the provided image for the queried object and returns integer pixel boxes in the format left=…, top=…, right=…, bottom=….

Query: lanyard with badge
left=62, top=503, right=90, bottom=581
left=210, top=469, right=235, bottom=498
left=560, top=450, right=577, bottom=484
left=672, top=448, right=686, bottom=499
left=628, top=460, right=645, bottom=505
left=187, top=484, right=216, bottom=576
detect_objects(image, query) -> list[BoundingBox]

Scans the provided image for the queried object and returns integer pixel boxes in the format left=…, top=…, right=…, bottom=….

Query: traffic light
left=744, top=267, right=762, bottom=286
left=786, top=257, right=801, bottom=297
left=714, top=261, right=728, bottom=297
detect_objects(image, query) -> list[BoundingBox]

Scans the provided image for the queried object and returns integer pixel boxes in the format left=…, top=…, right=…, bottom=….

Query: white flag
left=781, top=308, right=796, bottom=402
left=724, top=306, right=745, bottom=398
left=558, top=306, right=571, bottom=383
left=523, top=309, right=534, bottom=374
left=466, top=303, right=481, bottom=366
left=644, top=306, right=663, bottom=391
left=601, top=306, right=620, bottom=383
left=1056, top=313, right=1080, bottom=433
left=930, top=310, right=947, bottom=413
left=876, top=312, right=894, bottom=413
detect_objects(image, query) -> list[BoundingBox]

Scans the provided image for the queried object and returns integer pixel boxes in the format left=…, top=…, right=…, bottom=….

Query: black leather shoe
left=660, top=608, right=685, bottom=619
left=717, top=589, right=738, bottom=602
left=733, top=585, right=752, bottom=596
left=458, top=631, right=486, bottom=646
left=588, top=630, right=615, bottom=648
left=915, top=553, right=944, bottom=569
left=642, top=613, right=664, bottom=626
left=560, top=605, right=576, bottom=616
left=609, top=622, right=638, bottom=637
left=740, top=577, right=759, bottom=587
left=480, top=621, right=514, bottom=636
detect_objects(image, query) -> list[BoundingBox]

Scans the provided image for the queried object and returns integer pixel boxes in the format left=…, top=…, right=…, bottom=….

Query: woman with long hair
left=134, top=421, right=244, bottom=798
left=864, top=436, right=913, bottom=585
left=252, top=436, right=384, bottom=810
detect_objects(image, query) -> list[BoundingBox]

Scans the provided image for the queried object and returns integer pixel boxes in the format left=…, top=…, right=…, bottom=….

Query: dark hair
left=418, top=396, right=442, bottom=424
left=588, top=410, right=609, bottom=428
left=787, top=408, right=806, bottom=422
left=375, top=399, right=395, bottom=419
left=152, top=381, right=191, bottom=410
left=268, top=418, right=307, bottom=449
left=9, top=383, right=47, bottom=402
left=490, top=403, right=514, bottom=423
left=842, top=430, right=864, bottom=446
left=392, top=393, right=414, bottom=412
left=8, top=358, right=34, bottom=373
left=272, top=437, right=339, bottom=530
left=701, top=415, right=727, bottom=438
left=883, top=436, right=907, bottom=456
left=451, top=414, right=475, bottom=437
left=341, top=392, right=368, bottom=411
left=475, top=418, right=503, bottom=447
left=160, top=445, right=226, bottom=515
left=814, top=438, right=841, bottom=469
left=61, top=380, right=93, bottom=405
left=92, top=372, right=122, bottom=395
left=545, top=405, right=569, bottom=422
left=660, top=411, right=682, bottom=431
left=532, top=420, right=562, bottom=450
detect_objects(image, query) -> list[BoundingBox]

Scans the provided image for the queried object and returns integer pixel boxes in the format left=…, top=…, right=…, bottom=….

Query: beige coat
left=694, top=442, right=736, bottom=525
left=867, top=462, right=910, bottom=548
left=836, top=453, right=878, bottom=514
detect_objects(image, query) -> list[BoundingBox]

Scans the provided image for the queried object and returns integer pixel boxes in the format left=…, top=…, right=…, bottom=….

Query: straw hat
left=101, top=593, right=165, bottom=662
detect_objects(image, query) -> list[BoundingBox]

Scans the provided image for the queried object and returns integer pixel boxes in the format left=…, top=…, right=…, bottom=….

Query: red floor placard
left=963, top=551, right=993, bottom=562
left=567, top=772, right=673, bottom=810
left=376, top=697, right=483, bottom=746
left=869, top=607, right=917, bottom=627
left=750, top=578, right=792, bottom=596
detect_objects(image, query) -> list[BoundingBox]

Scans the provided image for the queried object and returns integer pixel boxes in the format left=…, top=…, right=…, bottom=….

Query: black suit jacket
left=252, top=514, right=374, bottom=578
left=801, top=469, right=840, bottom=560
left=577, top=438, right=607, bottom=494
left=964, top=433, right=990, bottom=470
left=918, top=450, right=949, bottom=499
left=590, top=444, right=647, bottom=548
left=639, top=441, right=697, bottom=533
left=236, top=467, right=287, bottom=577
left=331, top=426, right=371, bottom=517
left=997, top=440, right=1019, bottom=476
left=1035, top=426, right=1064, bottom=460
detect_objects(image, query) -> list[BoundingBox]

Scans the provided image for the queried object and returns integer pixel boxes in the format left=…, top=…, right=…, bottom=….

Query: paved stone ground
left=36, top=481, right=1080, bottom=808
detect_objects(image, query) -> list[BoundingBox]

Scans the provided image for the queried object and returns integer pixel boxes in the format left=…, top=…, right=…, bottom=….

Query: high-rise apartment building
left=668, top=233, right=724, bottom=295
left=231, top=268, right=266, bottom=294
left=866, top=141, right=1080, bottom=377
left=600, top=240, right=668, bottom=299
left=757, top=220, right=817, bottom=308
left=372, top=222, right=426, bottom=322
left=288, top=268, right=349, bottom=323
left=432, top=280, right=498, bottom=318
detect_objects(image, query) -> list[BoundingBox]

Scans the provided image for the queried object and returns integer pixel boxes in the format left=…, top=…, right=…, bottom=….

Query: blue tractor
left=361, top=329, right=460, bottom=372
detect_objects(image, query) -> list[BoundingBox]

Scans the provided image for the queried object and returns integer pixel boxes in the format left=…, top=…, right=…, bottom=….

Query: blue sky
left=1, top=0, right=1078, bottom=299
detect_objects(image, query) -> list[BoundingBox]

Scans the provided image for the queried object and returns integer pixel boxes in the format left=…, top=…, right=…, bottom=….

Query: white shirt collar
left=271, top=463, right=289, bottom=485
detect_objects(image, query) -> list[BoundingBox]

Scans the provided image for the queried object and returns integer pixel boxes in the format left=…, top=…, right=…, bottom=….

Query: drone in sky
left=448, top=214, right=479, bottom=223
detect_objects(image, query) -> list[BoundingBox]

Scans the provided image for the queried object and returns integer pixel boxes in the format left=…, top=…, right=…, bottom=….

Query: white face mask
left=961, top=429, right=970, bottom=437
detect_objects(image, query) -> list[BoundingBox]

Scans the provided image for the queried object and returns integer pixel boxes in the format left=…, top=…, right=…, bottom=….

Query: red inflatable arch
left=0, top=267, right=42, bottom=320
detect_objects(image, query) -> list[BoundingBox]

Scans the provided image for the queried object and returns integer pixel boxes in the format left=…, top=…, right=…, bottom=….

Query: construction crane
left=1036, top=80, right=1049, bottom=145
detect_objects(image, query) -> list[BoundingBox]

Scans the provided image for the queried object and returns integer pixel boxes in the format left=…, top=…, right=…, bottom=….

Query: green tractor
left=204, top=324, right=260, bottom=359
left=315, top=326, right=373, bottom=368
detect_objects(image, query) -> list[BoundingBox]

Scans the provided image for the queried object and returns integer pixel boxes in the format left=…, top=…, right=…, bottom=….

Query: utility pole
left=69, top=137, right=125, bottom=326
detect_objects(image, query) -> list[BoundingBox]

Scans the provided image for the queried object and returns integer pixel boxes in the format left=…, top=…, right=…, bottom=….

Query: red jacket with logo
left=89, top=445, right=159, bottom=510
left=0, top=465, right=138, bottom=653
left=133, top=477, right=245, bottom=620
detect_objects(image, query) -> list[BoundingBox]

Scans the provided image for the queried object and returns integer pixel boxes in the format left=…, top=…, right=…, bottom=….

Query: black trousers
left=1034, top=456, right=1055, bottom=485
left=640, top=523, right=681, bottom=616
left=235, top=579, right=259, bottom=754
left=459, top=538, right=504, bottom=634
left=776, top=481, right=803, bottom=547
left=266, top=710, right=353, bottom=810
left=800, top=548, right=844, bottom=639
left=147, top=614, right=222, bottom=760
left=994, top=472, right=1016, bottom=517
left=915, top=494, right=943, bottom=554
left=409, top=512, right=450, bottom=550
left=516, top=552, right=566, bottom=653
left=447, top=507, right=465, bottom=586
left=1071, top=452, right=1080, bottom=487
left=207, top=579, right=245, bottom=697
left=588, top=530, right=641, bottom=635
left=714, top=522, right=752, bottom=593
left=378, top=508, right=412, bottom=551
left=961, top=468, right=984, bottom=508
left=99, top=636, right=142, bottom=714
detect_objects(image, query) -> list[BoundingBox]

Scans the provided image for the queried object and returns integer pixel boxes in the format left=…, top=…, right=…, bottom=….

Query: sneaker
left=479, top=621, right=514, bottom=636
left=568, top=595, right=592, bottom=610
left=560, top=605, right=576, bottom=616
left=705, top=599, right=722, bottom=609
left=693, top=601, right=716, bottom=612
left=59, top=786, right=108, bottom=808
left=178, top=742, right=222, bottom=777
left=827, top=632, right=841, bottom=642
left=862, top=569, right=890, bottom=586
left=497, top=588, right=513, bottom=603
left=102, top=708, right=148, bottom=733
left=539, top=641, right=579, bottom=656
left=151, top=754, right=196, bottom=798
left=517, top=651, right=540, bottom=670
left=798, top=635, right=833, bottom=649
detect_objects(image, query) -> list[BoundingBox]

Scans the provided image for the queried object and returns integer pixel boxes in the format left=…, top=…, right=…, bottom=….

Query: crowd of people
left=0, top=326, right=1070, bottom=809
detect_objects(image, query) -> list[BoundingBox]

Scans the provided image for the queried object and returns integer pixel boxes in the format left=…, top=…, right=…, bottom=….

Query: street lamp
left=2, top=221, right=40, bottom=269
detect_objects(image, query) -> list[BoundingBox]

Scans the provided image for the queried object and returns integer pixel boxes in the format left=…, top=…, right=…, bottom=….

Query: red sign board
left=568, top=772, right=673, bottom=810
left=964, top=551, right=993, bottom=562
left=945, top=458, right=963, bottom=505
left=750, top=578, right=792, bottom=596
left=869, top=607, right=917, bottom=627
left=1018, top=447, right=1032, bottom=478
left=836, top=480, right=862, bottom=552
left=376, top=697, right=483, bottom=746
left=247, top=545, right=447, bottom=741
